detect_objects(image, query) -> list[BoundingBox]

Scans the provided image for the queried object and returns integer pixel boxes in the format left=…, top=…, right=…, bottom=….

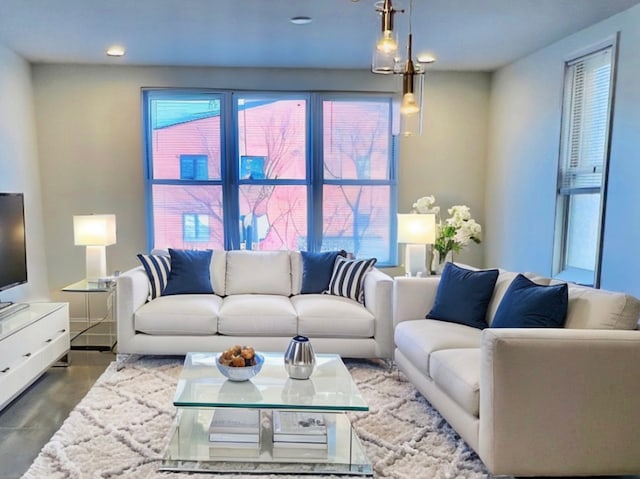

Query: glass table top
left=174, top=352, right=368, bottom=412
left=61, top=279, right=113, bottom=293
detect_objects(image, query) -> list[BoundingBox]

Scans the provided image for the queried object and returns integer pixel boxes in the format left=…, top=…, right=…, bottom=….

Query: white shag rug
left=22, top=357, right=496, bottom=479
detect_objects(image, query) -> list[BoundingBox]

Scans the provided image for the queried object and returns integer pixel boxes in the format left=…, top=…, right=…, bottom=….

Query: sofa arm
left=363, top=268, right=394, bottom=358
left=392, top=276, right=440, bottom=326
left=479, top=327, right=640, bottom=476
left=115, top=266, right=149, bottom=354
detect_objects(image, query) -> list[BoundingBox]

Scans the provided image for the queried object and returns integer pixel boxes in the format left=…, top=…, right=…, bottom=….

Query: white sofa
left=394, top=267, right=640, bottom=477
left=115, top=250, right=394, bottom=359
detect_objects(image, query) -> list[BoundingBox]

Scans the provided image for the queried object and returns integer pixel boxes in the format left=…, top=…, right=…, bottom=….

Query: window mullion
left=310, top=93, right=324, bottom=252
left=222, top=91, right=239, bottom=250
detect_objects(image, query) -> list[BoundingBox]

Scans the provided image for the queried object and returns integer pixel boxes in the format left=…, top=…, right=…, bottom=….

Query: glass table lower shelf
left=160, top=408, right=372, bottom=475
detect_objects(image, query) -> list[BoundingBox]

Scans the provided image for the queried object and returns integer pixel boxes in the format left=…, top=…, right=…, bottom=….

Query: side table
left=62, top=279, right=116, bottom=351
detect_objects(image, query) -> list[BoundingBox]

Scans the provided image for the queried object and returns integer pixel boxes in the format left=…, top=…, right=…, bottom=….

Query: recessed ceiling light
left=290, top=16, right=312, bottom=25
left=106, top=45, right=126, bottom=57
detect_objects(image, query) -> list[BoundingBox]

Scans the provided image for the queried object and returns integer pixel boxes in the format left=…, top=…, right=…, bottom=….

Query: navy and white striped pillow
left=326, top=256, right=377, bottom=303
left=137, top=253, right=171, bottom=300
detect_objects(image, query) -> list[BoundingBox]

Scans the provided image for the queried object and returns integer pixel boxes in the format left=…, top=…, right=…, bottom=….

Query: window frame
left=319, top=93, right=398, bottom=260
left=142, top=89, right=398, bottom=266
left=231, top=92, right=311, bottom=251
left=552, top=36, right=618, bottom=287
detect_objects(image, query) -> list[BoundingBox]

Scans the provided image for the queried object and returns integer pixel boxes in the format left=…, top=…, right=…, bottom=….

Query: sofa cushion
left=564, top=284, right=640, bottom=330
left=429, top=348, right=480, bottom=417
left=292, top=294, right=374, bottom=338
left=210, top=249, right=227, bottom=296
left=300, top=250, right=347, bottom=294
left=225, top=250, right=292, bottom=296
left=326, top=256, right=377, bottom=303
left=162, top=248, right=214, bottom=296
left=394, top=319, right=481, bottom=377
left=218, top=295, right=297, bottom=335
left=134, top=294, right=221, bottom=335
left=290, top=251, right=303, bottom=296
left=137, top=253, right=171, bottom=300
left=427, top=263, right=499, bottom=329
left=491, top=274, right=568, bottom=328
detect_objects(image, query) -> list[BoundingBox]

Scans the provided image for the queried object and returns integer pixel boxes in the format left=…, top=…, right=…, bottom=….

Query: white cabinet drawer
left=34, top=308, right=69, bottom=355
left=0, top=326, right=39, bottom=372
left=0, top=303, right=69, bottom=410
left=0, top=330, right=41, bottom=408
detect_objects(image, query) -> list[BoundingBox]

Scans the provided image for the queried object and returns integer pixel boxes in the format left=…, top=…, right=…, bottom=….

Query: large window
left=143, top=90, right=397, bottom=264
left=553, top=41, right=616, bottom=286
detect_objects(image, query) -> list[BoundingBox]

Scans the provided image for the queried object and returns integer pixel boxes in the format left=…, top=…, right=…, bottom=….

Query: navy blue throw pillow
left=491, top=274, right=568, bottom=328
left=162, top=248, right=214, bottom=296
left=300, top=250, right=347, bottom=294
left=427, top=263, right=499, bottom=329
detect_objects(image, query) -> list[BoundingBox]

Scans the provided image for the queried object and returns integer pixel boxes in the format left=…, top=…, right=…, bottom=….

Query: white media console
left=0, top=302, right=70, bottom=411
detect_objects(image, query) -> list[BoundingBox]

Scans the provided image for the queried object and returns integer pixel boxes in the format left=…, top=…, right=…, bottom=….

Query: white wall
left=486, top=4, right=640, bottom=295
left=0, top=44, right=49, bottom=303
left=32, top=64, right=491, bottom=296
left=398, top=71, right=490, bottom=270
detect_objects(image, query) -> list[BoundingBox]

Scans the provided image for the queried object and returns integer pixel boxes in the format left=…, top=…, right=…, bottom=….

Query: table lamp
left=397, top=213, right=436, bottom=276
left=73, top=214, right=117, bottom=282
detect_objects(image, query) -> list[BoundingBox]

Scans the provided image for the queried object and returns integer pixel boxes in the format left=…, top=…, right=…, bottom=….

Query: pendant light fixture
left=400, top=33, right=419, bottom=115
left=376, top=0, right=398, bottom=53
left=372, top=0, right=402, bottom=74
left=399, top=26, right=424, bottom=136
left=371, top=0, right=434, bottom=136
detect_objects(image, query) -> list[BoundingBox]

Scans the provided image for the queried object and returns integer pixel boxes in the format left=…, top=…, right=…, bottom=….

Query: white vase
left=431, top=250, right=453, bottom=275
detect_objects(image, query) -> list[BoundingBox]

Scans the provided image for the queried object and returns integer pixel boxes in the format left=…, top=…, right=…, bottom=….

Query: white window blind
left=553, top=40, right=616, bottom=286
left=559, top=48, right=612, bottom=194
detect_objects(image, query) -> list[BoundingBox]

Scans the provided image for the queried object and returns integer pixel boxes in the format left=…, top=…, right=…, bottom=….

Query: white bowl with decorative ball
left=216, top=352, right=264, bottom=382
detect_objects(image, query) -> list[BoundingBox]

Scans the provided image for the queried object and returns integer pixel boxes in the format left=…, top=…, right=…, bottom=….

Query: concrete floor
left=0, top=350, right=115, bottom=479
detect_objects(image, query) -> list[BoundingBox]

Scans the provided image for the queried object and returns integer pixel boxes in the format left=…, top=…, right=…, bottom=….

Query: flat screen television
left=0, top=193, right=28, bottom=293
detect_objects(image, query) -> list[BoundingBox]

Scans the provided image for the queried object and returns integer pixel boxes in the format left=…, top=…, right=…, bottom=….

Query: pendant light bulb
left=377, top=30, right=397, bottom=54
left=400, top=92, right=420, bottom=115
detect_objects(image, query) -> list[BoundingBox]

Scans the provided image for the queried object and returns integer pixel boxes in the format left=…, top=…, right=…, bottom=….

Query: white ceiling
left=0, top=0, right=638, bottom=71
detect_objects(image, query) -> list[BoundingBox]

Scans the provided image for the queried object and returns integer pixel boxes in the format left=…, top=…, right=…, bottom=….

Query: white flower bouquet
left=412, top=195, right=482, bottom=265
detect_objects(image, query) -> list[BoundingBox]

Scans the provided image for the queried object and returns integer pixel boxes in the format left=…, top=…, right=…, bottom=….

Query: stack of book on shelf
left=272, top=411, right=328, bottom=459
left=209, top=408, right=261, bottom=458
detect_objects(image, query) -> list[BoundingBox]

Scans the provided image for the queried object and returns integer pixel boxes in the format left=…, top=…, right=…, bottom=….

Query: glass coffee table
left=161, top=352, right=372, bottom=475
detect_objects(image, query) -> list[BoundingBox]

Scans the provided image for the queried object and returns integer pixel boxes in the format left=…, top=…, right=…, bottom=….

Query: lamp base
left=404, top=244, right=429, bottom=277
left=85, top=245, right=107, bottom=282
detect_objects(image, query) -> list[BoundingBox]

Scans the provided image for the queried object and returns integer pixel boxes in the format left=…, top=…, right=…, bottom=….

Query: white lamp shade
left=73, top=214, right=117, bottom=246
left=397, top=213, right=436, bottom=244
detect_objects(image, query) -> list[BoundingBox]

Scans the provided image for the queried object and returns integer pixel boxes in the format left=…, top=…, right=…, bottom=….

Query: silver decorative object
left=284, top=335, right=316, bottom=380
left=216, top=352, right=264, bottom=382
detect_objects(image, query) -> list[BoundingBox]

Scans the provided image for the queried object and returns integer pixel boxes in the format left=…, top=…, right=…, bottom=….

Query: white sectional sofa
left=115, top=249, right=394, bottom=359
left=394, top=265, right=640, bottom=477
